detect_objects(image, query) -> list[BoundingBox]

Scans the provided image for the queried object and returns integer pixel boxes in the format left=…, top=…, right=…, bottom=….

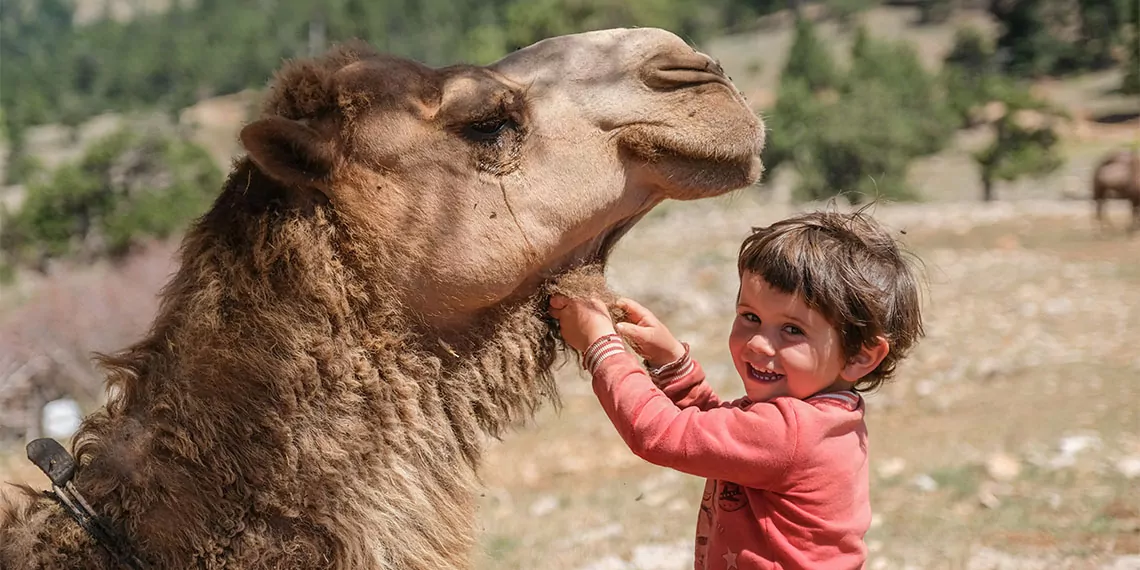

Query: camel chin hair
left=545, top=264, right=631, bottom=355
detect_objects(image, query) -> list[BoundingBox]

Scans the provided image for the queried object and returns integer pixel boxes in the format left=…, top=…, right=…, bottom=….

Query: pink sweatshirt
left=584, top=335, right=870, bottom=570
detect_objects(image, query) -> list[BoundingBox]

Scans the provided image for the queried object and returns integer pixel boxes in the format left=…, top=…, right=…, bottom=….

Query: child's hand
left=549, top=294, right=617, bottom=353
left=614, top=298, right=686, bottom=368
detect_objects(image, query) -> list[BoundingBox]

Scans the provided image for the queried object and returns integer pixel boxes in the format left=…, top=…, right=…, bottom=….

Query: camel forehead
left=333, top=59, right=445, bottom=113
left=260, top=43, right=446, bottom=121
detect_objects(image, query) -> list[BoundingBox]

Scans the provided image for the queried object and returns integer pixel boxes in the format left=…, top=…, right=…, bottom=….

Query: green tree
left=990, top=0, right=1131, bottom=77
left=824, top=0, right=878, bottom=28
left=847, top=27, right=956, bottom=155
left=1123, top=0, right=1140, bottom=93
left=973, top=85, right=1066, bottom=201
left=942, top=27, right=1005, bottom=127
left=503, top=0, right=705, bottom=51
left=917, top=0, right=955, bottom=25
left=782, top=18, right=839, bottom=93
left=0, top=129, right=222, bottom=266
left=765, top=30, right=955, bottom=203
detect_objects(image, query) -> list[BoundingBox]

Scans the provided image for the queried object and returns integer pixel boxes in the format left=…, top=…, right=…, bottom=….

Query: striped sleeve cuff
left=644, top=342, right=693, bottom=387
left=582, top=334, right=627, bottom=374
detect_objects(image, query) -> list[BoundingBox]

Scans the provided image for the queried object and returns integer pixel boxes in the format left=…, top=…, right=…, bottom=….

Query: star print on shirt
left=723, top=547, right=738, bottom=569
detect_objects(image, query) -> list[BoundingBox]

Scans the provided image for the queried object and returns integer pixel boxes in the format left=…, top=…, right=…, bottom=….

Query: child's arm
left=586, top=336, right=800, bottom=491
left=610, top=298, right=724, bottom=410
left=642, top=344, right=724, bottom=411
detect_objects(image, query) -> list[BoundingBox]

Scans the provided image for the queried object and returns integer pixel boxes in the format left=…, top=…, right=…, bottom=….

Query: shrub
left=764, top=28, right=955, bottom=203
left=0, top=128, right=220, bottom=267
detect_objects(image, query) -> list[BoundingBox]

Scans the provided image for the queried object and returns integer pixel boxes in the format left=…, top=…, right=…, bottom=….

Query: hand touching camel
left=613, top=299, right=687, bottom=368
left=548, top=295, right=616, bottom=352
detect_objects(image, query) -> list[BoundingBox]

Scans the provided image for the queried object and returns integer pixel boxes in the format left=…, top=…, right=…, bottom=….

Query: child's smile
left=746, top=364, right=784, bottom=384
left=729, top=273, right=855, bottom=402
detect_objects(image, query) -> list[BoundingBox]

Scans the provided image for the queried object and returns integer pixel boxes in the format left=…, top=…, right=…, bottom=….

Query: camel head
left=0, top=31, right=764, bottom=570
left=238, top=28, right=764, bottom=330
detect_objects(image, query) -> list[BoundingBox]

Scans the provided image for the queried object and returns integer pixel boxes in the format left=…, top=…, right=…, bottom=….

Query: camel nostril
left=643, top=52, right=731, bottom=91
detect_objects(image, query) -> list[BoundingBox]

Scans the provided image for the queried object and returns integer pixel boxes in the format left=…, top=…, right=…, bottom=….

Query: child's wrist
left=581, top=333, right=625, bottom=373
left=644, top=341, right=687, bottom=369
left=645, top=342, right=691, bottom=379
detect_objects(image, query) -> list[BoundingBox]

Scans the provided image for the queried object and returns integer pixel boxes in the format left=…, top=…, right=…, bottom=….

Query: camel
left=0, top=28, right=764, bottom=569
left=1092, top=148, right=1140, bottom=234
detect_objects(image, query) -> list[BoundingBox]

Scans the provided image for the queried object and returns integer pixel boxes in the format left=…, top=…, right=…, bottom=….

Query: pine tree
left=782, top=18, right=838, bottom=93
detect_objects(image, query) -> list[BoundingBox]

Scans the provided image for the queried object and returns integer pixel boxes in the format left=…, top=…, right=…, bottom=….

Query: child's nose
left=747, top=334, right=775, bottom=357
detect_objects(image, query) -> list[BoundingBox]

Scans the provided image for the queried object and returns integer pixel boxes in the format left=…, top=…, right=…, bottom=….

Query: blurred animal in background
left=0, top=28, right=764, bottom=570
left=1092, top=147, right=1140, bottom=234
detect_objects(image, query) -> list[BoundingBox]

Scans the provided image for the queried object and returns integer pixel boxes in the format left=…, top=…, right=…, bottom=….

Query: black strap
left=27, top=438, right=149, bottom=570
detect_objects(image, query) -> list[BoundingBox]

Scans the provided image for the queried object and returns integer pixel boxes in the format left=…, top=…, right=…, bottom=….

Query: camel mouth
left=539, top=212, right=647, bottom=286
left=534, top=212, right=648, bottom=344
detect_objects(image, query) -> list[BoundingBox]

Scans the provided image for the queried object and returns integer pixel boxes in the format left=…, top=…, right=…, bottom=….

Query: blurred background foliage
left=0, top=0, right=1137, bottom=272
left=2, top=4, right=1138, bottom=563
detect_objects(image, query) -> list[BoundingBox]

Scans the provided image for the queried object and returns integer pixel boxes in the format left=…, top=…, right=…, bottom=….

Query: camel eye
left=464, top=118, right=511, bottom=140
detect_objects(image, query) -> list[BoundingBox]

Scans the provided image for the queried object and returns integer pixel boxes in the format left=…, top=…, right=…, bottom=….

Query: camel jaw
left=537, top=210, right=650, bottom=285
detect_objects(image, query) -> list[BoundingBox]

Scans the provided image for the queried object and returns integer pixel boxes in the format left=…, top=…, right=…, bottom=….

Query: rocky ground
left=0, top=194, right=1136, bottom=569
left=473, top=195, right=1140, bottom=570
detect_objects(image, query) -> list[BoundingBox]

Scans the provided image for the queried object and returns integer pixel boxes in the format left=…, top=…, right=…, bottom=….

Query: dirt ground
left=471, top=195, right=1140, bottom=570
left=3, top=5, right=1139, bottom=568
left=2, top=196, right=1136, bottom=570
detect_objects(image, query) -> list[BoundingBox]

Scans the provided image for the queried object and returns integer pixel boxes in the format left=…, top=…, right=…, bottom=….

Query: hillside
left=2, top=4, right=1139, bottom=569
left=4, top=5, right=1136, bottom=213
left=469, top=196, right=1140, bottom=569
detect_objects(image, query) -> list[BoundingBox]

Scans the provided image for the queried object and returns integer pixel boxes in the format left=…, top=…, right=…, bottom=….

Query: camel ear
left=240, top=117, right=334, bottom=192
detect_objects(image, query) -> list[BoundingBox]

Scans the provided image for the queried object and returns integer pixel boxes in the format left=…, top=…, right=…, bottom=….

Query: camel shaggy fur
left=1093, top=148, right=1140, bottom=233
left=0, top=29, right=764, bottom=569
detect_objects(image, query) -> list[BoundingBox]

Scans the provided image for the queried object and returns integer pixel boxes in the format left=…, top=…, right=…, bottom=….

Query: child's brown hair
left=737, top=209, right=925, bottom=391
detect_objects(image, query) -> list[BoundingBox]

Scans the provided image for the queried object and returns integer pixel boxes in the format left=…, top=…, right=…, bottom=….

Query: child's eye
left=740, top=312, right=760, bottom=323
left=782, top=324, right=805, bottom=336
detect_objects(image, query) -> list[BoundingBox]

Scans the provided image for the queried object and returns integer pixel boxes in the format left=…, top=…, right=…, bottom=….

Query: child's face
left=729, top=272, right=861, bottom=402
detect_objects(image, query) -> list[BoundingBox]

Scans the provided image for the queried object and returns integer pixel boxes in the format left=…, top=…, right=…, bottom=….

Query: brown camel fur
left=0, top=29, right=764, bottom=570
left=1093, top=148, right=1140, bottom=234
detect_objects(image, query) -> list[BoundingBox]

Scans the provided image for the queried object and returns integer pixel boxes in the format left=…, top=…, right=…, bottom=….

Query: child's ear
left=840, top=336, right=890, bottom=382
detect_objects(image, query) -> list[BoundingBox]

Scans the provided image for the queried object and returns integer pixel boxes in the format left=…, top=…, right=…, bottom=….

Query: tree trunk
left=982, top=174, right=996, bottom=201
left=308, top=17, right=326, bottom=58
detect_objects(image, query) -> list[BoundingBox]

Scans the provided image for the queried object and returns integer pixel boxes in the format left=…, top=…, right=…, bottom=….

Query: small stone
left=877, top=457, right=907, bottom=480
left=1116, top=457, right=1140, bottom=479
left=1059, top=434, right=1100, bottom=455
left=978, top=488, right=1002, bottom=509
left=911, top=474, right=938, bottom=492
left=985, top=453, right=1022, bottom=482
left=1102, top=555, right=1140, bottom=570
left=1047, top=492, right=1063, bottom=510
left=528, top=495, right=560, bottom=518
left=914, top=379, right=936, bottom=397
left=1050, top=434, right=1101, bottom=469
left=577, top=555, right=628, bottom=570
left=629, top=540, right=692, bottom=570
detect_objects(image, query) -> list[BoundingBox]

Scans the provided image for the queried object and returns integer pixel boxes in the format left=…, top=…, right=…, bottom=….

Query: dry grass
left=1, top=197, right=1135, bottom=569
left=3, top=5, right=1139, bottom=568
left=473, top=196, right=1140, bottom=570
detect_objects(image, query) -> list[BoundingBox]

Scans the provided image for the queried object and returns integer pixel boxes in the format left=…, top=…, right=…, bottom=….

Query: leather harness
left=26, top=438, right=148, bottom=570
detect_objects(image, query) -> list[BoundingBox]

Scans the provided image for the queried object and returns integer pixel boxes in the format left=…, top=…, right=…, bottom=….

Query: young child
left=549, top=210, right=925, bottom=569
